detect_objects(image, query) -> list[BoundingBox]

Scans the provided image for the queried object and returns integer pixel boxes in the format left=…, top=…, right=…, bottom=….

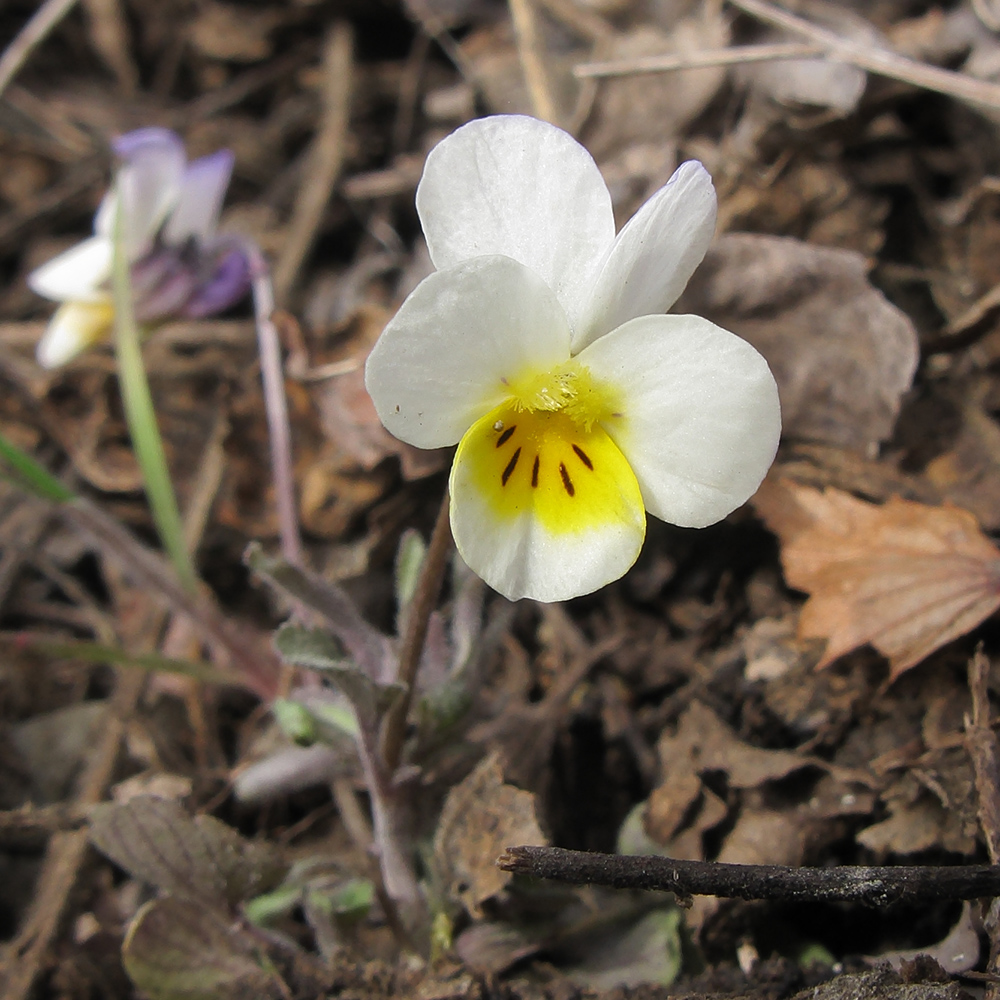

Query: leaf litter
left=9, top=0, right=1000, bottom=999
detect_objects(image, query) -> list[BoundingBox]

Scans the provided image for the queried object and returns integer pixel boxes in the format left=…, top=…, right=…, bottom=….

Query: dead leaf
left=677, top=233, right=918, bottom=452
left=866, top=901, right=979, bottom=974
left=89, top=796, right=287, bottom=909
left=314, top=304, right=448, bottom=481
left=122, top=897, right=287, bottom=1000
left=433, top=752, right=546, bottom=918
left=754, top=479, right=1000, bottom=679
left=585, top=14, right=729, bottom=160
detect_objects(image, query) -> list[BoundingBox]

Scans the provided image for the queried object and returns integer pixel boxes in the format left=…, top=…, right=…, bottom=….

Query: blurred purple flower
left=28, top=128, right=251, bottom=368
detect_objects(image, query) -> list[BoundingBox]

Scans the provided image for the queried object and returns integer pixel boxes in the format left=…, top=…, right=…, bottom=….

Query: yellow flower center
left=452, top=360, right=643, bottom=538
left=507, top=358, right=616, bottom=432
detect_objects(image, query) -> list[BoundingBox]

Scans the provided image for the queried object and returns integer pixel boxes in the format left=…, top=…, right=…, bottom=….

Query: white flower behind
left=366, top=115, right=781, bottom=602
left=28, top=128, right=250, bottom=368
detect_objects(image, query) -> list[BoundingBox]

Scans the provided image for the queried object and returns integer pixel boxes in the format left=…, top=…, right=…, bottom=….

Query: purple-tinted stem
left=247, top=243, right=304, bottom=569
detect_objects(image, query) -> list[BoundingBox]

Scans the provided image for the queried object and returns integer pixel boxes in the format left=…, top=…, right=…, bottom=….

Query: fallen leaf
left=433, top=752, right=546, bottom=918
left=89, top=796, right=286, bottom=909
left=122, top=897, right=287, bottom=1000
left=676, top=233, right=918, bottom=452
left=754, top=479, right=1000, bottom=679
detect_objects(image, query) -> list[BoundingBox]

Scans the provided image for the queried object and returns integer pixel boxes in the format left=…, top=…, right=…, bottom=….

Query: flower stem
left=379, top=490, right=453, bottom=771
left=246, top=245, right=304, bottom=569
left=109, top=183, right=199, bottom=595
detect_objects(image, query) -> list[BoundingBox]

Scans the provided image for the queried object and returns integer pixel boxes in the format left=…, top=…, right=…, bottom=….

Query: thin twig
left=966, top=647, right=1000, bottom=1000
left=273, top=24, right=353, bottom=303
left=379, top=493, right=453, bottom=772
left=0, top=0, right=80, bottom=99
left=248, top=248, right=304, bottom=569
left=728, top=0, right=1000, bottom=113
left=508, top=0, right=561, bottom=125
left=574, top=41, right=824, bottom=79
left=81, top=0, right=138, bottom=93
left=498, top=846, right=1000, bottom=905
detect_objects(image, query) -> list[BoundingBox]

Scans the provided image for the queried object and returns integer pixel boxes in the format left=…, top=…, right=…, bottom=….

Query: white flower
left=28, top=128, right=249, bottom=369
left=365, top=115, right=781, bottom=602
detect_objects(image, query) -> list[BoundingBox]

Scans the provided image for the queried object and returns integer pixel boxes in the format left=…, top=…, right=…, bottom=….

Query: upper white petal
left=95, top=128, right=186, bottom=258
left=416, top=115, right=615, bottom=335
left=579, top=314, right=781, bottom=527
left=365, top=255, right=572, bottom=449
left=163, top=150, right=234, bottom=245
left=575, top=161, right=717, bottom=352
left=27, top=236, right=112, bottom=303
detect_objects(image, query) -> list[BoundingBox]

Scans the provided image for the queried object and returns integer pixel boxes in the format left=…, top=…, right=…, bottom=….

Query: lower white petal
left=449, top=402, right=646, bottom=602
left=578, top=314, right=781, bottom=528
left=575, top=161, right=717, bottom=353
left=36, top=298, right=115, bottom=368
left=27, top=237, right=112, bottom=303
left=365, top=256, right=571, bottom=450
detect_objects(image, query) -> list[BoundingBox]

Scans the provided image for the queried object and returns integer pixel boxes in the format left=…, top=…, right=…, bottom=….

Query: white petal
left=27, top=237, right=112, bottom=303
left=36, top=298, right=115, bottom=368
left=579, top=314, right=781, bottom=527
left=416, top=115, right=615, bottom=334
left=575, top=161, right=717, bottom=352
left=365, top=255, right=571, bottom=449
left=449, top=404, right=645, bottom=602
left=95, top=128, right=186, bottom=257
left=163, top=150, right=234, bottom=245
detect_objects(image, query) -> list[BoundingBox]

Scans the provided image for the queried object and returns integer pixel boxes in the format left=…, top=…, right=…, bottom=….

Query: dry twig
left=575, top=41, right=824, bottom=79
left=0, top=0, right=80, bottom=99
left=273, top=24, right=353, bottom=303
left=729, top=0, right=1000, bottom=113
left=509, top=0, right=561, bottom=125
left=499, top=846, right=1000, bottom=905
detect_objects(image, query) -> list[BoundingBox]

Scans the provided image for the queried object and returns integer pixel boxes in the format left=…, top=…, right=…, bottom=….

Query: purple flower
left=28, top=128, right=251, bottom=368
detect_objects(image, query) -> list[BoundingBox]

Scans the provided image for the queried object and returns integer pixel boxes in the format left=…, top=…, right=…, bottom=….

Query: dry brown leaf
left=677, top=233, right=916, bottom=452
left=433, top=753, right=546, bottom=918
left=754, top=479, right=1000, bottom=679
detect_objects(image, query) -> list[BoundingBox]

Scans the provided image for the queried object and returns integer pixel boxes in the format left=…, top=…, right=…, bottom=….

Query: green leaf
left=1, top=632, right=239, bottom=685
left=0, top=432, right=74, bottom=502
left=566, top=909, right=683, bottom=991
left=123, top=897, right=287, bottom=1000
left=274, top=623, right=403, bottom=730
left=394, top=528, right=426, bottom=617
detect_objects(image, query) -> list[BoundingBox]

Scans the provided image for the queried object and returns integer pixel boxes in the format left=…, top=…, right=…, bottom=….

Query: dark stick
left=498, top=846, right=1000, bottom=906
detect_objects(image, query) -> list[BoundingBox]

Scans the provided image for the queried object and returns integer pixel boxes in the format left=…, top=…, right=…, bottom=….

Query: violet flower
left=28, top=128, right=250, bottom=368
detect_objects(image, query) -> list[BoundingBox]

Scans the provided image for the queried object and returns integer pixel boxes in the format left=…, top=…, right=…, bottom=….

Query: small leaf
left=754, top=479, right=1000, bottom=679
left=565, top=908, right=683, bottom=991
left=123, top=897, right=287, bottom=1000
left=89, top=796, right=286, bottom=908
left=395, top=528, right=427, bottom=617
left=275, top=624, right=404, bottom=730
left=246, top=542, right=394, bottom=681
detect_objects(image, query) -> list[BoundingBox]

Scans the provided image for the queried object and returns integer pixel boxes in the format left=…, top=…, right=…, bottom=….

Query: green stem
left=109, top=184, right=199, bottom=595
left=0, top=432, right=74, bottom=502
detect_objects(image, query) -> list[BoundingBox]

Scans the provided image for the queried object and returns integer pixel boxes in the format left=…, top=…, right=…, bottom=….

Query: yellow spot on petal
left=454, top=400, right=645, bottom=537
left=37, top=298, right=115, bottom=368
